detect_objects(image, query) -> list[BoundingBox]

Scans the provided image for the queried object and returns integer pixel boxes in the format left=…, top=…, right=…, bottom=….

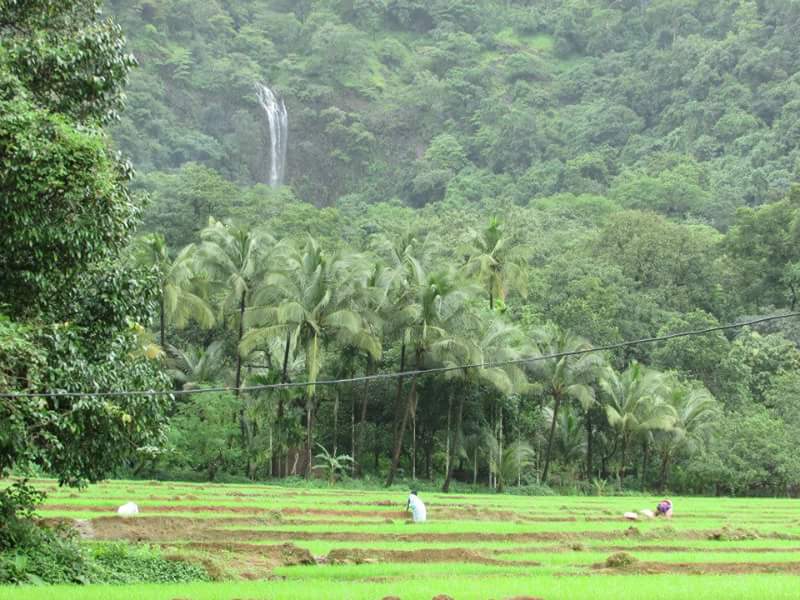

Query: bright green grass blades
left=7, top=479, right=800, bottom=599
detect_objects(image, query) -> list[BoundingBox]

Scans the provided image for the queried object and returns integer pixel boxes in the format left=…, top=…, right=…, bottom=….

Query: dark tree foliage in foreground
left=0, top=0, right=169, bottom=491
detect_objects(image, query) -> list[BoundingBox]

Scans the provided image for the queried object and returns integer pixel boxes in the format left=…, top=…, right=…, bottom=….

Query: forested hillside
left=109, top=0, right=800, bottom=224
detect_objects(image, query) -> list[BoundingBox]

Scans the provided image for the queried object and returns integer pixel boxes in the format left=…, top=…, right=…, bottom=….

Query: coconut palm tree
left=600, top=362, right=675, bottom=483
left=196, top=218, right=274, bottom=452
left=370, top=230, right=426, bottom=478
left=499, top=440, right=537, bottom=488
left=653, top=379, right=718, bottom=489
left=435, top=316, right=529, bottom=492
left=370, top=230, right=427, bottom=485
left=463, top=217, right=529, bottom=310
left=197, top=218, right=274, bottom=396
left=133, top=234, right=215, bottom=347
left=348, top=259, right=409, bottom=473
left=245, top=335, right=306, bottom=477
left=165, top=341, right=227, bottom=390
left=543, top=404, right=586, bottom=480
left=384, top=258, right=475, bottom=487
left=242, top=236, right=380, bottom=477
left=530, top=323, right=603, bottom=484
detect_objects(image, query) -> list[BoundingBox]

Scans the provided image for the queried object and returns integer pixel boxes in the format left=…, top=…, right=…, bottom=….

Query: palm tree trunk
left=272, top=391, right=284, bottom=477
left=235, top=290, right=247, bottom=443
left=444, top=392, right=452, bottom=483
left=658, top=451, right=670, bottom=491
left=619, top=435, right=629, bottom=484
left=272, top=331, right=291, bottom=477
left=517, top=429, right=522, bottom=487
left=585, top=412, right=593, bottom=481
left=159, top=289, right=166, bottom=349
left=304, top=334, right=321, bottom=480
left=411, top=392, right=417, bottom=481
left=281, top=331, right=291, bottom=381
left=489, top=403, right=495, bottom=489
left=497, top=406, right=504, bottom=492
left=541, top=391, right=562, bottom=484
left=235, top=290, right=246, bottom=393
left=385, top=342, right=407, bottom=486
left=387, top=374, right=417, bottom=487
left=473, top=446, right=478, bottom=485
left=641, top=440, right=649, bottom=490
left=356, top=358, right=373, bottom=477
left=333, top=391, right=339, bottom=456
left=443, top=387, right=465, bottom=493
left=425, top=433, right=433, bottom=480
left=350, top=381, right=355, bottom=459
left=305, top=395, right=315, bottom=479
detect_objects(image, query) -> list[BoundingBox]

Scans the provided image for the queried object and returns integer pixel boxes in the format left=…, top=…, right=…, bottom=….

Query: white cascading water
left=255, top=83, right=288, bottom=187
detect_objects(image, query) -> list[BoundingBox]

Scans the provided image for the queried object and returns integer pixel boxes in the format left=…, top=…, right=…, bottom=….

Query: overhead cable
left=1, top=312, right=798, bottom=400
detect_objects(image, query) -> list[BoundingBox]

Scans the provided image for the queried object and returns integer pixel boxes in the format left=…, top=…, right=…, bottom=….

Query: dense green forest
left=109, top=0, right=800, bottom=224
left=4, top=0, right=800, bottom=500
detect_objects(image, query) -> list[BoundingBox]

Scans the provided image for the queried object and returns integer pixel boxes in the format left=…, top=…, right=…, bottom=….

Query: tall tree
left=371, top=231, right=425, bottom=486
left=348, top=259, right=404, bottom=473
left=198, top=218, right=273, bottom=386
left=654, top=379, right=718, bottom=490
left=726, top=188, right=800, bottom=310
left=385, top=257, right=474, bottom=486
left=197, top=218, right=274, bottom=438
left=133, top=234, right=214, bottom=347
left=0, top=2, right=138, bottom=313
left=463, top=217, right=528, bottom=310
left=600, top=362, right=675, bottom=482
left=530, top=324, right=603, bottom=484
left=242, top=236, right=380, bottom=477
left=0, top=0, right=169, bottom=493
left=436, top=316, right=529, bottom=492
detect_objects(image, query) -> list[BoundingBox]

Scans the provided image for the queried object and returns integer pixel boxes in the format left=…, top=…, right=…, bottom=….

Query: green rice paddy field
left=3, top=480, right=800, bottom=599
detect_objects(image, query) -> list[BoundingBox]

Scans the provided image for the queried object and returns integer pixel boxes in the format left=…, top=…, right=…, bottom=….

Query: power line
left=1, top=312, right=798, bottom=400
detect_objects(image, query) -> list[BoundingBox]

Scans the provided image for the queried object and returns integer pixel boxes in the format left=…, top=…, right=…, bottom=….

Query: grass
left=4, top=478, right=800, bottom=599
left=6, top=575, right=800, bottom=600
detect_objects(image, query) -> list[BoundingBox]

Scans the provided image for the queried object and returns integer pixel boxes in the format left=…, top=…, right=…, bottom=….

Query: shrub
left=0, top=481, right=89, bottom=585
left=0, top=525, right=89, bottom=585
left=506, top=483, right=556, bottom=496
left=0, top=481, right=207, bottom=585
left=0, top=481, right=46, bottom=551
left=89, top=542, right=209, bottom=584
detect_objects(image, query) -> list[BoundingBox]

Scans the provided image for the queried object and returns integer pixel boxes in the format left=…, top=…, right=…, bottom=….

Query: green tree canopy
left=0, top=0, right=169, bottom=488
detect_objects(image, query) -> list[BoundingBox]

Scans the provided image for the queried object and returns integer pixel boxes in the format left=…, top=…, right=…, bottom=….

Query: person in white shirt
left=406, top=490, right=427, bottom=523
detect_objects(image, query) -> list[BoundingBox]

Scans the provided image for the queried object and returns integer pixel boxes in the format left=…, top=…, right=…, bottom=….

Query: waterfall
left=255, top=83, right=288, bottom=187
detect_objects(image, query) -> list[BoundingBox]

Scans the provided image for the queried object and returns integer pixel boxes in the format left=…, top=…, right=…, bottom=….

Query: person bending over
left=407, top=490, right=427, bottom=523
left=656, top=499, right=673, bottom=519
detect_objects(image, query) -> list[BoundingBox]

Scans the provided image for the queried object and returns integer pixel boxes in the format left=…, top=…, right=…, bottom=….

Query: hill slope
left=108, top=0, right=800, bottom=224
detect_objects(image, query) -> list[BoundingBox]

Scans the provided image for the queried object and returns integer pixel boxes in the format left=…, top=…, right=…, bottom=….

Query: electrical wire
left=2, top=312, right=798, bottom=400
